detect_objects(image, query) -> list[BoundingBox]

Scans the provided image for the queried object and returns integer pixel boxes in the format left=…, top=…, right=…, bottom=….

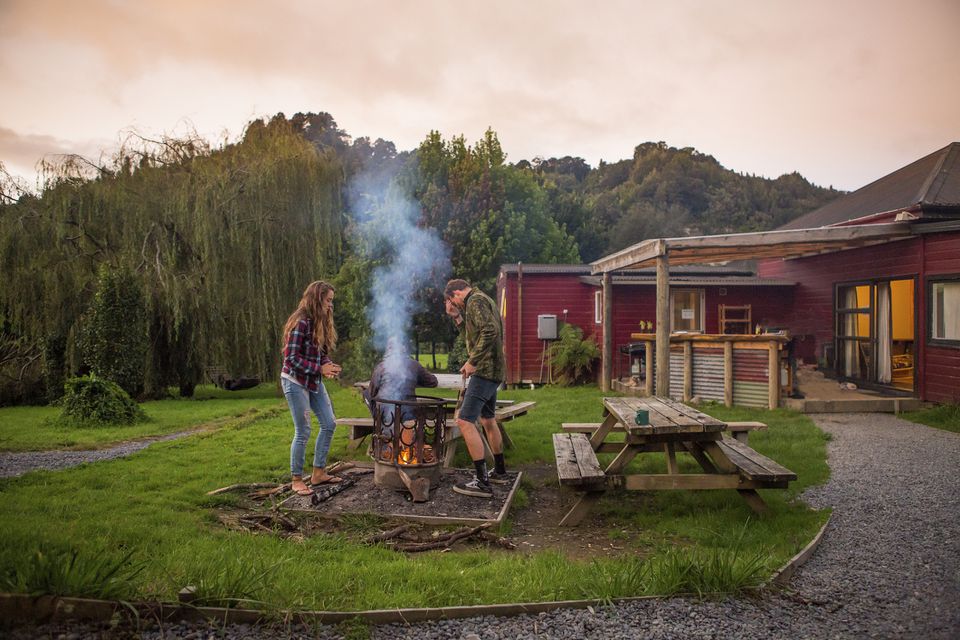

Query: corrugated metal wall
left=733, top=348, right=770, bottom=407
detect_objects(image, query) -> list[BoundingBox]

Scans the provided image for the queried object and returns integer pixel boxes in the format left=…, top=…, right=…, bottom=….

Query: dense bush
left=447, top=334, right=469, bottom=374
left=59, top=376, right=146, bottom=427
left=547, top=323, right=601, bottom=385
left=77, top=266, right=148, bottom=398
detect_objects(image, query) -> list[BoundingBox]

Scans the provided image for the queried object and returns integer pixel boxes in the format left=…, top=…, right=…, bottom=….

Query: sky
left=1, top=0, right=959, bottom=192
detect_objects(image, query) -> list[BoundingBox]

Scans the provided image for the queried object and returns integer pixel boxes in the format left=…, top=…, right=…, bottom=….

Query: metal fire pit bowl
left=371, top=395, right=447, bottom=502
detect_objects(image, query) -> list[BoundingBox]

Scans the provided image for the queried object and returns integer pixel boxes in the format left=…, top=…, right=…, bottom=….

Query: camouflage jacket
left=460, top=289, right=505, bottom=382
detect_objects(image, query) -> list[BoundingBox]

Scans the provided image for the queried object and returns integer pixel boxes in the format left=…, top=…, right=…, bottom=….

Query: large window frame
left=927, top=274, right=960, bottom=348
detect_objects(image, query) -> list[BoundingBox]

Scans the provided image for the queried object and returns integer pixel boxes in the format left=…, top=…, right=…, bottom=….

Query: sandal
left=309, top=475, right=342, bottom=485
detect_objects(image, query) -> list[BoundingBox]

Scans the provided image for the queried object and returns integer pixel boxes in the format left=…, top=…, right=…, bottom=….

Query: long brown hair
left=282, top=281, right=337, bottom=353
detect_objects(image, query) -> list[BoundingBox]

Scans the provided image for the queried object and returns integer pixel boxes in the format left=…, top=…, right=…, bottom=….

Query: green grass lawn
left=417, top=352, right=448, bottom=372
left=901, top=403, right=960, bottom=433
left=0, top=384, right=830, bottom=610
left=0, top=384, right=286, bottom=452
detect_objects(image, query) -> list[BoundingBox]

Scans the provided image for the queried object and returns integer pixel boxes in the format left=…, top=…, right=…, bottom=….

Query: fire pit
left=371, top=395, right=447, bottom=502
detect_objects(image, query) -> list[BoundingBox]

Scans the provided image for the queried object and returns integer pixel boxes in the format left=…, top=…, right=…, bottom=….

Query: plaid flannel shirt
left=281, top=317, right=331, bottom=392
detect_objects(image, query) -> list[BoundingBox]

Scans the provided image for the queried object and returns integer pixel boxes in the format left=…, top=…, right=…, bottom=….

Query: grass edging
left=0, top=515, right=834, bottom=628
left=767, top=512, right=831, bottom=587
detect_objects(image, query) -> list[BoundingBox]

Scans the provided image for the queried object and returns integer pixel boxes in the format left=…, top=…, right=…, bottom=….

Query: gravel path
left=3, top=413, right=958, bottom=639
left=0, top=431, right=196, bottom=479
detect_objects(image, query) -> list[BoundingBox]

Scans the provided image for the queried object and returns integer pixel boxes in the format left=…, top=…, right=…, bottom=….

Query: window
left=930, top=278, right=960, bottom=344
left=594, top=290, right=602, bottom=324
left=670, top=289, right=704, bottom=332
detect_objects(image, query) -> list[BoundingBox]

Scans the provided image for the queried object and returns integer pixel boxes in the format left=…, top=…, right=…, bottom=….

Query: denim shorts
left=458, top=375, right=500, bottom=423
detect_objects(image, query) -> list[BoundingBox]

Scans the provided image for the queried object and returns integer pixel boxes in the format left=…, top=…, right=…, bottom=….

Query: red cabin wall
left=757, top=231, right=960, bottom=403
left=499, top=272, right=794, bottom=385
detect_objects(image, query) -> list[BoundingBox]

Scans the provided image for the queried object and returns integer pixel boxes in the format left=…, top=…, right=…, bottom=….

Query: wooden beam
left=724, top=340, right=733, bottom=407
left=655, top=246, right=670, bottom=398
left=644, top=340, right=654, bottom=396
left=590, top=238, right=662, bottom=274
left=591, top=223, right=911, bottom=270
left=768, top=341, right=779, bottom=409
left=602, top=271, right=612, bottom=392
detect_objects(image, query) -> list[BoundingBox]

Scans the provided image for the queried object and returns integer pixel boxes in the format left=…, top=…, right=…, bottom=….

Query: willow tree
left=0, top=118, right=344, bottom=402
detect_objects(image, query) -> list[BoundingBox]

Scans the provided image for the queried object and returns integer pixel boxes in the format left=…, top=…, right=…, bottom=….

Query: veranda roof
left=589, top=222, right=912, bottom=273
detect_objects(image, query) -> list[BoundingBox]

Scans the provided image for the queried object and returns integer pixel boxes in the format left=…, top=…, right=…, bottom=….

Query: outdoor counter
left=628, top=333, right=789, bottom=408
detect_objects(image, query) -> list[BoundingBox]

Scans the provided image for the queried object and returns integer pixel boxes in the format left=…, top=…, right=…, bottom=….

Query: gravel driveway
left=3, top=413, right=958, bottom=639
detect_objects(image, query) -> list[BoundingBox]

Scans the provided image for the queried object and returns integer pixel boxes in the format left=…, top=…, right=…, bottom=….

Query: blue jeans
left=282, top=377, right=337, bottom=476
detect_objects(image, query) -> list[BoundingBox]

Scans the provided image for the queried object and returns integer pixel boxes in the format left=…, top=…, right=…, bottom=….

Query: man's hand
left=445, top=299, right=463, bottom=325
left=321, top=362, right=342, bottom=378
left=460, top=361, right=476, bottom=377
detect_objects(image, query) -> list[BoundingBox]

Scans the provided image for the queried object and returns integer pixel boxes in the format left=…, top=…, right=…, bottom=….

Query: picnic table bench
left=553, top=396, right=795, bottom=525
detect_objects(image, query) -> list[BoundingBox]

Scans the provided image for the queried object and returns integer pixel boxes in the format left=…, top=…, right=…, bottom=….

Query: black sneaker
left=453, top=477, right=494, bottom=498
left=487, top=470, right=511, bottom=485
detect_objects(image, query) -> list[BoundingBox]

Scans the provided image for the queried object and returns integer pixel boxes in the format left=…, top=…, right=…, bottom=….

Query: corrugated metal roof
left=780, top=142, right=960, bottom=230
left=578, top=276, right=796, bottom=287
left=499, top=262, right=756, bottom=276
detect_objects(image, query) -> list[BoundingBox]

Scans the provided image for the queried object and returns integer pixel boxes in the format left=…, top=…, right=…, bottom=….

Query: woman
left=281, top=281, right=343, bottom=496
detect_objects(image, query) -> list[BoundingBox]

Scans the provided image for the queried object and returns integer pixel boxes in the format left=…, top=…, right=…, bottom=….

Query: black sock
left=493, top=453, right=506, bottom=475
left=473, top=459, right=489, bottom=484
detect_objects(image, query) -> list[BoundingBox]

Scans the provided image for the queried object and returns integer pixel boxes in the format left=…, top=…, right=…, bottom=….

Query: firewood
left=310, top=477, right=356, bottom=504
left=325, top=461, right=355, bottom=474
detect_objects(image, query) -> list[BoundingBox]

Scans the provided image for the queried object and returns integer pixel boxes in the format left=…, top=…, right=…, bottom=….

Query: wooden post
left=644, top=340, right=654, bottom=396
left=515, top=262, right=522, bottom=385
left=683, top=340, right=693, bottom=402
left=724, top=340, right=733, bottom=407
left=655, top=245, right=670, bottom=398
left=601, top=271, right=613, bottom=392
left=768, top=340, right=779, bottom=409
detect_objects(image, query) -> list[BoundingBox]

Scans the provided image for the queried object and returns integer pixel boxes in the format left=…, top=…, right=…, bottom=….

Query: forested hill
left=524, top=142, right=843, bottom=262
left=0, top=111, right=843, bottom=402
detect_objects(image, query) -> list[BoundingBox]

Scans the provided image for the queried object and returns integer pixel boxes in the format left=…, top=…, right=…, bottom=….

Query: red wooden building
left=499, top=142, right=960, bottom=404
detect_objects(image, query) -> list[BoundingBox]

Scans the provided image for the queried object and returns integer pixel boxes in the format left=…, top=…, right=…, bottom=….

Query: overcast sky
left=2, top=0, right=958, bottom=191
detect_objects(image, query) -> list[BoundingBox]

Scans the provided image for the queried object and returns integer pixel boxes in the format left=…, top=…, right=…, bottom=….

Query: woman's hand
left=321, top=362, right=342, bottom=378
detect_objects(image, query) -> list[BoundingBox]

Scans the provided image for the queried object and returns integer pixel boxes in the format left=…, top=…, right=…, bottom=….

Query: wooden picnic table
left=553, top=396, right=795, bottom=526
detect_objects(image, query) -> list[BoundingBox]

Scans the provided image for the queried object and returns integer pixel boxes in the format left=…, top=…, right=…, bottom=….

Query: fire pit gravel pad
left=280, top=465, right=522, bottom=526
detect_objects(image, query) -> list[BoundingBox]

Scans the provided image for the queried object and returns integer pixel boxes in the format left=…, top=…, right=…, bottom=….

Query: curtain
left=843, top=288, right=859, bottom=377
left=876, top=282, right=892, bottom=383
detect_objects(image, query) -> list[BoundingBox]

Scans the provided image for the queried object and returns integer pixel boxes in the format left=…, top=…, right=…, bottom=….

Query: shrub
left=59, top=375, right=146, bottom=427
left=447, top=334, right=469, bottom=373
left=77, top=265, right=148, bottom=397
left=547, top=323, right=600, bottom=385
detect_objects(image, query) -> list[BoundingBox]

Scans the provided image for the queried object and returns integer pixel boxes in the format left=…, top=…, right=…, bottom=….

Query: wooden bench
left=553, top=433, right=605, bottom=487
left=724, top=421, right=768, bottom=444
left=715, top=438, right=796, bottom=485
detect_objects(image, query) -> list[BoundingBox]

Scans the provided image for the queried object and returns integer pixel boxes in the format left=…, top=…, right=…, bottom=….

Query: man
left=444, top=278, right=507, bottom=498
left=364, top=339, right=439, bottom=425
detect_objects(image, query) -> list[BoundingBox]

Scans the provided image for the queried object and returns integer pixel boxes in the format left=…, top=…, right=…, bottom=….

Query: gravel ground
left=0, top=431, right=195, bottom=479
left=2, top=412, right=958, bottom=639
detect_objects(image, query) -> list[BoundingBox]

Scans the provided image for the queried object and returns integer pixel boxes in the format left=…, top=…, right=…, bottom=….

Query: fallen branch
left=393, top=524, right=490, bottom=553
left=478, top=531, right=517, bottom=550
left=207, top=482, right=279, bottom=496
left=365, top=524, right=414, bottom=544
left=310, top=477, right=357, bottom=504
left=326, top=461, right=355, bottom=475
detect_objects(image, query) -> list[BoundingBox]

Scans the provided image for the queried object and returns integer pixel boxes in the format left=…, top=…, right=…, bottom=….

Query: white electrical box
left=537, top=314, right=557, bottom=340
